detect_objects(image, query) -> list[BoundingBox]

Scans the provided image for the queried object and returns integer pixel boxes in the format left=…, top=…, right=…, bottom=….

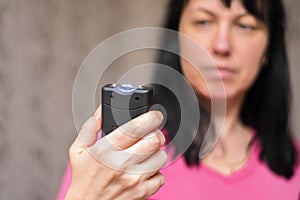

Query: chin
left=196, top=87, right=228, bottom=100
left=197, top=88, right=243, bottom=107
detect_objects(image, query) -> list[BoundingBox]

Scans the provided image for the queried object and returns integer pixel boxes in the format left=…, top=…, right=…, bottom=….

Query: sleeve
left=56, top=162, right=72, bottom=200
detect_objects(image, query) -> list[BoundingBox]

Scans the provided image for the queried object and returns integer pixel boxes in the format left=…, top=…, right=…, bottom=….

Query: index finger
left=105, top=110, right=163, bottom=150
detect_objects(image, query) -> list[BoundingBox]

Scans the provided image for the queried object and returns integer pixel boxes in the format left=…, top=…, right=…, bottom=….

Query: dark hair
left=156, top=0, right=298, bottom=179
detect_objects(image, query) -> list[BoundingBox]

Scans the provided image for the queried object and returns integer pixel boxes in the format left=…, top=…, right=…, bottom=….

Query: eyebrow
left=196, top=8, right=215, bottom=16
left=195, top=7, right=251, bottom=19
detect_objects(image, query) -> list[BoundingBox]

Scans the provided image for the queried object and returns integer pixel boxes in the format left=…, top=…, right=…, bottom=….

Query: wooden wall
left=0, top=0, right=298, bottom=199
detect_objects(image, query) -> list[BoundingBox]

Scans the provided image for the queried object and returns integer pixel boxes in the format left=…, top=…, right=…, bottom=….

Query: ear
left=262, top=55, right=269, bottom=66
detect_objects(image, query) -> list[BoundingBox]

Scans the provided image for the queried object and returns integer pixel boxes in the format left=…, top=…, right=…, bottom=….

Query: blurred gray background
left=0, top=0, right=299, bottom=199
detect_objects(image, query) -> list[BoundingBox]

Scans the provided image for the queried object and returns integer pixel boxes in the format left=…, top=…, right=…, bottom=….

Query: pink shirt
left=57, top=139, right=300, bottom=200
left=150, top=140, right=300, bottom=199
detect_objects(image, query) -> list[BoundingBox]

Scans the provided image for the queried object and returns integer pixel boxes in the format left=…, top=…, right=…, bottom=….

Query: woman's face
left=179, top=0, right=268, bottom=101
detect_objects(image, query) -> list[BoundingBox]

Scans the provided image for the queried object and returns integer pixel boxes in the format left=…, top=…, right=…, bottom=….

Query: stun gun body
left=101, top=84, right=153, bottom=136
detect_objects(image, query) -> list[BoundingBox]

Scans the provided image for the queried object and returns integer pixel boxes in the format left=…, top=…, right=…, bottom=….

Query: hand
left=65, top=106, right=167, bottom=200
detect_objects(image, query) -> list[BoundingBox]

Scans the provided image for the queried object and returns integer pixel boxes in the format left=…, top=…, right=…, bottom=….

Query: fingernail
left=150, top=111, right=164, bottom=122
left=144, top=131, right=157, bottom=139
left=144, top=130, right=165, bottom=145
left=159, top=132, right=165, bottom=145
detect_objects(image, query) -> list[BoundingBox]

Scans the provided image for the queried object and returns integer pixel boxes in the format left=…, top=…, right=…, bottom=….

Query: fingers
left=70, top=106, right=102, bottom=151
left=88, top=130, right=166, bottom=173
left=87, top=110, right=165, bottom=173
left=143, top=172, right=165, bottom=198
left=67, top=107, right=167, bottom=200
left=128, top=150, right=168, bottom=174
left=105, top=110, right=164, bottom=150
left=116, top=172, right=165, bottom=200
left=125, top=129, right=165, bottom=154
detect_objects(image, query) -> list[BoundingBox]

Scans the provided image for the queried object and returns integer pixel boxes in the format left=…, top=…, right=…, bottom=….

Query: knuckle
left=104, top=150, right=137, bottom=172
left=158, top=174, right=165, bottom=186
left=148, top=174, right=165, bottom=192
left=145, top=130, right=163, bottom=148
left=134, top=187, right=148, bottom=200
left=119, top=122, right=143, bottom=138
left=68, top=146, right=73, bottom=156
left=127, top=178, right=139, bottom=188
left=118, top=174, right=140, bottom=188
left=157, top=150, right=168, bottom=167
left=131, top=112, right=159, bottom=131
left=149, top=135, right=161, bottom=147
left=68, top=144, right=77, bottom=157
left=159, top=150, right=168, bottom=162
left=133, top=117, right=149, bottom=129
left=134, top=175, right=163, bottom=199
left=81, top=117, right=99, bottom=133
left=117, top=112, right=163, bottom=140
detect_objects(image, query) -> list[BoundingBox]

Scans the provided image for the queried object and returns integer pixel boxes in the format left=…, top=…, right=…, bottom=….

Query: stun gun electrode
left=101, top=84, right=153, bottom=136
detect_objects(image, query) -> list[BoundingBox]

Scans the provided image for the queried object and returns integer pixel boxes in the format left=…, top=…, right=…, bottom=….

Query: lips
left=218, top=66, right=235, bottom=73
left=204, top=65, right=236, bottom=80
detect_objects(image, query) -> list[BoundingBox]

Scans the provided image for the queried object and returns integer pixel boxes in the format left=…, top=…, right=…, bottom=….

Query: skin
left=179, top=0, right=268, bottom=174
left=65, top=108, right=167, bottom=200
left=66, top=0, right=269, bottom=198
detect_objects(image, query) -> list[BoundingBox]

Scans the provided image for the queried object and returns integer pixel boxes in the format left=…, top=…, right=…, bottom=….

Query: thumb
left=71, top=106, right=102, bottom=150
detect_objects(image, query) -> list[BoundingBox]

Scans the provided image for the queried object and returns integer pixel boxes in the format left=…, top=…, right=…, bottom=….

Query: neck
left=202, top=94, right=252, bottom=158
left=216, top=95, right=245, bottom=138
left=200, top=94, right=253, bottom=174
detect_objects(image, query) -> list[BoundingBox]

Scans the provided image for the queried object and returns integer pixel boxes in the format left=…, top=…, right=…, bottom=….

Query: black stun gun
left=101, top=84, right=153, bottom=136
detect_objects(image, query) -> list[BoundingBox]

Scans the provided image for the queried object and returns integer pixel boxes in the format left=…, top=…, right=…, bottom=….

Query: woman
left=58, top=0, right=300, bottom=199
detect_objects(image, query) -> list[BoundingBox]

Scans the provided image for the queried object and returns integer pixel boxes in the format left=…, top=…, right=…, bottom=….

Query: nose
left=212, top=25, right=231, bottom=57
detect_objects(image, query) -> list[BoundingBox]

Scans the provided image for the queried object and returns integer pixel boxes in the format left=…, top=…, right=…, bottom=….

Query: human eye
left=236, top=15, right=259, bottom=31
left=196, top=20, right=211, bottom=25
left=194, top=19, right=213, bottom=27
left=237, top=23, right=256, bottom=31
